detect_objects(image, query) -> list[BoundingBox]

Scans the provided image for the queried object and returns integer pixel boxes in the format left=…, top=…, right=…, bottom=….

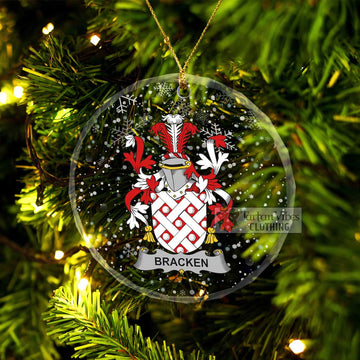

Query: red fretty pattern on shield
left=151, top=190, right=208, bottom=253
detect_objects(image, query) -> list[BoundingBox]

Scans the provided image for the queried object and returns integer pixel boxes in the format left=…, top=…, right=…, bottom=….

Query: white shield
left=151, top=191, right=207, bottom=254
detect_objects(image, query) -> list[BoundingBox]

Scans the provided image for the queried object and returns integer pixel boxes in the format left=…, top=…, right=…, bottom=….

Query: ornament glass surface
left=69, top=74, right=295, bottom=302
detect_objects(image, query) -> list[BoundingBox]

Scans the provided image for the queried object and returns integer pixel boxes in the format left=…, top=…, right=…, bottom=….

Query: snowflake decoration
left=116, top=95, right=137, bottom=114
left=122, top=243, right=137, bottom=258
left=154, top=82, right=174, bottom=98
left=112, top=118, right=132, bottom=145
left=200, top=123, right=236, bottom=150
left=246, top=110, right=260, bottom=130
left=195, top=109, right=210, bottom=125
left=166, top=100, right=192, bottom=118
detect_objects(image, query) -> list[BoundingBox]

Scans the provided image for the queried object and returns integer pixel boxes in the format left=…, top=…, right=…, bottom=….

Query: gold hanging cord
left=145, top=0, right=223, bottom=89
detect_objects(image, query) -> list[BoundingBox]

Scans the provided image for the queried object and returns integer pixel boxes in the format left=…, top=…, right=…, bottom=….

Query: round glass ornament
left=69, top=74, right=295, bottom=302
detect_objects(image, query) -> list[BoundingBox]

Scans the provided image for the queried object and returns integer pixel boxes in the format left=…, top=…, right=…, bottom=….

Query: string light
left=47, top=23, right=54, bottom=32
left=289, top=339, right=306, bottom=355
left=42, top=22, right=54, bottom=35
left=198, top=288, right=206, bottom=297
left=14, top=86, right=24, bottom=98
left=90, top=34, right=101, bottom=46
left=54, top=250, right=64, bottom=260
left=78, top=277, right=89, bottom=291
left=0, top=92, right=7, bottom=104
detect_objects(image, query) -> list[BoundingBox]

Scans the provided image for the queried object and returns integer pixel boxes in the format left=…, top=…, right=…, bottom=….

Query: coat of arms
left=124, top=114, right=234, bottom=274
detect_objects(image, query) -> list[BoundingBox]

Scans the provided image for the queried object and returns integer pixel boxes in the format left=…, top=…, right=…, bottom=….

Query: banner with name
left=134, top=248, right=230, bottom=274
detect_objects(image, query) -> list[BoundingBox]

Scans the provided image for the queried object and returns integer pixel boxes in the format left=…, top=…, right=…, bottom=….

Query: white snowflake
left=243, top=110, right=260, bottom=130
left=154, top=82, right=173, bottom=98
left=111, top=118, right=132, bottom=145
left=200, top=123, right=236, bottom=150
left=116, top=95, right=137, bottom=114
left=122, top=243, right=137, bottom=258
left=167, top=100, right=191, bottom=117
left=195, top=110, right=210, bottom=124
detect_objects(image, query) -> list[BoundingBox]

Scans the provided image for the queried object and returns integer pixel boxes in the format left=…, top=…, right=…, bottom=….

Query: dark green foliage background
left=0, top=0, right=359, bottom=359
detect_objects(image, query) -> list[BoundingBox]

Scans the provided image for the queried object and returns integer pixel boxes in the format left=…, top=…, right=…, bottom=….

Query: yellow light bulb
left=198, top=288, right=206, bottom=297
left=54, top=250, right=64, bottom=260
left=90, top=34, right=101, bottom=46
left=14, top=86, right=24, bottom=98
left=0, top=92, right=7, bottom=104
left=47, top=23, right=54, bottom=32
left=78, top=278, right=89, bottom=291
left=42, top=22, right=54, bottom=35
left=289, top=339, right=306, bottom=355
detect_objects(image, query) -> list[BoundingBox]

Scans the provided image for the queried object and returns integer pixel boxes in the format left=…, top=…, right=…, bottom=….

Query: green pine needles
left=45, top=284, right=215, bottom=360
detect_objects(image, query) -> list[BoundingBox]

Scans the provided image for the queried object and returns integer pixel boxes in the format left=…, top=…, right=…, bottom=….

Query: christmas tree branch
left=25, top=113, right=126, bottom=206
left=0, top=234, right=89, bottom=264
left=44, top=285, right=215, bottom=360
left=0, top=248, right=60, bottom=360
left=0, top=234, right=142, bottom=265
